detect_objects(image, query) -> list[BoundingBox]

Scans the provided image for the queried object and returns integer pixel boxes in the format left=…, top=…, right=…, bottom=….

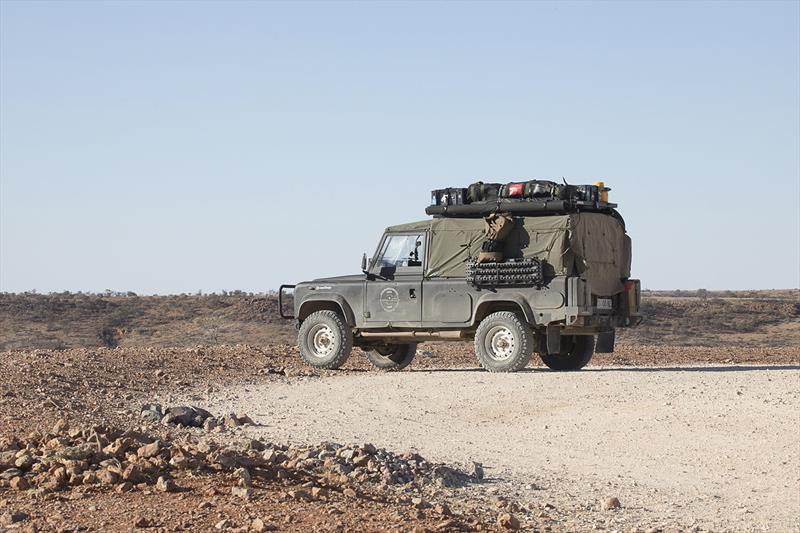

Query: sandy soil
left=205, top=365, right=800, bottom=532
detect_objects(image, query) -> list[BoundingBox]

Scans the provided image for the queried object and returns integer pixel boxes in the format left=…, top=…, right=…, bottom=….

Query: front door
left=365, top=232, right=425, bottom=326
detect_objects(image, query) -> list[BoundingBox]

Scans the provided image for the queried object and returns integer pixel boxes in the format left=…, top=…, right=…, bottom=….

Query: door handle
left=409, top=288, right=416, bottom=299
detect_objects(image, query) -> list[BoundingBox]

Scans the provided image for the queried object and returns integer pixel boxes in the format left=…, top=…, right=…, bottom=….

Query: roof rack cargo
left=426, top=179, right=617, bottom=218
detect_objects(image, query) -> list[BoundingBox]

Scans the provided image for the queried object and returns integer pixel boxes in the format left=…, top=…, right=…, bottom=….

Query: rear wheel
left=474, top=311, right=534, bottom=372
left=365, top=343, right=417, bottom=371
left=298, top=310, right=353, bottom=369
left=539, top=335, right=594, bottom=370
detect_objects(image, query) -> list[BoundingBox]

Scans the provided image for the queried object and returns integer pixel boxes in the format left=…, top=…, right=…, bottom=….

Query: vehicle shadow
left=582, top=364, right=800, bottom=373
left=410, top=364, right=800, bottom=374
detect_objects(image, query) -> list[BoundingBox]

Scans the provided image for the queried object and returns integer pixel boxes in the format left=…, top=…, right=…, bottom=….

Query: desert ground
left=0, top=290, right=798, bottom=532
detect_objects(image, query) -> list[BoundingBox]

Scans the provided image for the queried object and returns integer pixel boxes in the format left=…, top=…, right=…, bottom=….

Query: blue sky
left=1, top=0, right=798, bottom=293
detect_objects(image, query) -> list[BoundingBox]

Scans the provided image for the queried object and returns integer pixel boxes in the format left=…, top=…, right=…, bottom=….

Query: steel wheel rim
left=309, top=324, right=336, bottom=358
left=486, top=326, right=516, bottom=361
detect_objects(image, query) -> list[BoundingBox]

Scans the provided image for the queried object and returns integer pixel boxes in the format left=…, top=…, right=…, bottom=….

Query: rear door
left=364, top=232, right=425, bottom=326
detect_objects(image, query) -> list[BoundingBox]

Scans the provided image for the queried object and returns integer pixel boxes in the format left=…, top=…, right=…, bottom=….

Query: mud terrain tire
left=298, top=310, right=353, bottom=369
left=474, top=311, right=534, bottom=372
left=539, top=335, right=595, bottom=371
left=366, top=343, right=417, bottom=371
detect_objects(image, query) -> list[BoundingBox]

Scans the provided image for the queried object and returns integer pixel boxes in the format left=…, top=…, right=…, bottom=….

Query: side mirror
left=361, top=253, right=368, bottom=273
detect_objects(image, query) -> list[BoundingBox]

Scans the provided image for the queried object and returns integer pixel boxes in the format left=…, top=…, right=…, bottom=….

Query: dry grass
left=1, top=289, right=797, bottom=351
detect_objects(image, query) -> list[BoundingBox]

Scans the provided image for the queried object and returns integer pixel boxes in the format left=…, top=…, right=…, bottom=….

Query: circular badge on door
left=379, top=287, right=400, bottom=312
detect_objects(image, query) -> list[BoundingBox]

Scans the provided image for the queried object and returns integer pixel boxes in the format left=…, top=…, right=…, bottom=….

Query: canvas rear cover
left=388, top=213, right=630, bottom=296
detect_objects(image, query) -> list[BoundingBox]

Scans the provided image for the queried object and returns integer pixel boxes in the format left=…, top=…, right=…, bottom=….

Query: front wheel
left=538, top=335, right=594, bottom=371
left=474, top=311, right=534, bottom=372
left=365, top=343, right=417, bottom=371
left=298, top=310, right=353, bottom=369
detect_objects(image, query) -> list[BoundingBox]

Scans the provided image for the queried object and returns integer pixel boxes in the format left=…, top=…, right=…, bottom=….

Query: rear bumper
left=563, top=277, right=641, bottom=331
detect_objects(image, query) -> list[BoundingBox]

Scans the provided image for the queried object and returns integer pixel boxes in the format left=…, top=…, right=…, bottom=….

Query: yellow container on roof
left=594, top=181, right=610, bottom=203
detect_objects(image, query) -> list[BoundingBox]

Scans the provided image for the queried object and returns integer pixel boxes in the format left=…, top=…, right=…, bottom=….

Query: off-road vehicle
left=280, top=181, right=640, bottom=372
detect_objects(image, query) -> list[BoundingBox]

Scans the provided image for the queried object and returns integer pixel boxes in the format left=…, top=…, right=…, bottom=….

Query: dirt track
left=207, top=364, right=800, bottom=532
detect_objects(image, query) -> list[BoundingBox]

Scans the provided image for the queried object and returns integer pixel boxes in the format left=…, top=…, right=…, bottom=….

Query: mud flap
left=546, top=324, right=561, bottom=355
left=596, top=329, right=615, bottom=353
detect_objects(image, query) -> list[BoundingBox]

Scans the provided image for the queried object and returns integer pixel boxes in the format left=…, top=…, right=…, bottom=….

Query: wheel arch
left=471, top=295, right=536, bottom=327
left=298, top=295, right=356, bottom=326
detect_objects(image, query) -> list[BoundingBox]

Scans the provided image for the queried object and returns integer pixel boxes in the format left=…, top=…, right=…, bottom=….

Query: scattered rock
left=10, top=476, right=30, bottom=490
left=235, top=467, right=252, bottom=487
left=155, top=476, right=177, bottom=493
left=137, top=441, right=161, bottom=459
left=232, top=486, right=253, bottom=500
left=215, top=518, right=233, bottom=530
left=123, top=464, right=143, bottom=483
left=0, top=510, right=29, bottom=526
left=133, top=516, right=152, bottom=528
left=97, top=469, right=120, bottom=485
left=162, top=405, right=212, bottom=427
left=434, top=503, right=451, bottom=516
left=140, top=404, right=163, bottom=423
left=52, top=418, right=69, bottom=435
left=411, top=497, right=429, bottom=509
left=603, top=496, right=622, bottom=510
left=471, top=461, right=484, bottom=480
left=288, top=489, right=312, bottom=501
left=497, top=512, right=520, bottom=530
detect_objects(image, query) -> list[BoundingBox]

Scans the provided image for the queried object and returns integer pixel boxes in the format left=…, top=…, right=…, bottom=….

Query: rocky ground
left=1, top=342, right=798, bottom=532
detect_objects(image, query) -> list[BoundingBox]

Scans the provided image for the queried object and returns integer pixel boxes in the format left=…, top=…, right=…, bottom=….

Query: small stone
left=246, top=439, right=265, bottom=451
left=235, top=467, right=252, bottom=487
left=1, top=510, right=29, bottom=525
left=434, top=503, right=451, bottom=516
left=411, top=497, right=428, bottom=509
left=137, top=441, right=161, bottom=459
left=155, top=476, right=177, bottom=493
left=116, top=481, right=134, bottom=493
left=52, top=418, right=69, bottom=435
left=497, top=512, right=520, bottom=530
left=250, top=518, right=266, bottom=532
left=14, top=454, right=35, bottom=470
left=140, top=410, right=161, bottom=423
left=343, top=487, right=357, bottom=498
left=232, top=486, right=253, bottom=500
left=288, top=489, right=311, bottom=501
left=472, top=461, right=484, bottom=480
left=311, top=486, right=328, bottom=499
left=215, top=518, right=232, bottom=530
left=133, top=516, right=151, bottom=528
left=603, top=496, right=621, bottom=510
left=123, top=464, right=143, bottom=483
left=10, top=476, right=30, bottom=490
left=262, top=450, right=278, bottom=464
left=223, top=413, right=241, bottom=427
left=98, top=469, right=120, bottom=485
left=0, top=450, right=16, bottom=469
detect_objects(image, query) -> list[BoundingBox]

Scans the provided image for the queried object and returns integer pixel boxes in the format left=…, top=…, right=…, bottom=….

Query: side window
left=376, top=234, right=425, bottom=270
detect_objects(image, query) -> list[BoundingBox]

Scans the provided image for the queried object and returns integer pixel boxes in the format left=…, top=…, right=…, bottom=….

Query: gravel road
left=207, top=365, right=800, bottom=532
